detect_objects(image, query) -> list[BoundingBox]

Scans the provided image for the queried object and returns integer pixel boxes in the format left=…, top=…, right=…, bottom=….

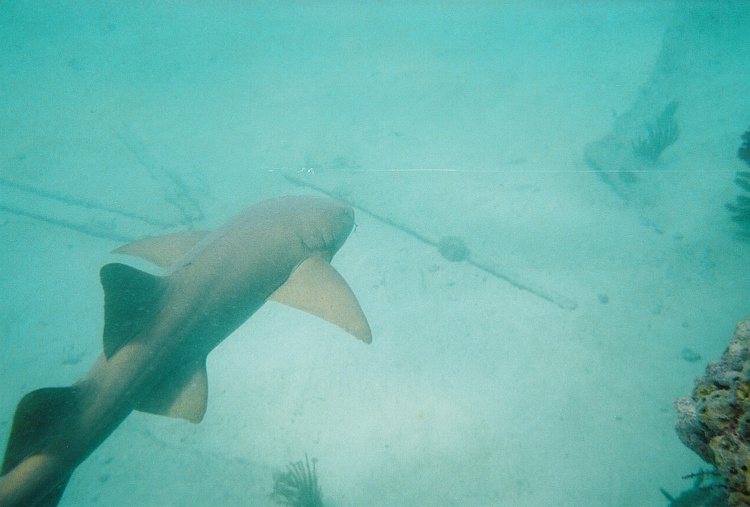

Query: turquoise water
left=1, top=1, right=749, bottom=505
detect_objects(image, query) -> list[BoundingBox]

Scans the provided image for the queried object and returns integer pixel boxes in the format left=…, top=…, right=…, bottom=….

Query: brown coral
left=675, top=317, right=750, bottom=505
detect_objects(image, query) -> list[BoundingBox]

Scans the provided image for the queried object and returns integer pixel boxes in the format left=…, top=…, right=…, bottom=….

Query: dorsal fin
left=100, top=263, right=166, bottom=358
left=112, top=231, right=210, bottom=268
left=136, top=360, right=208, bottom=423
left=269, top=255, right=372, bottom=343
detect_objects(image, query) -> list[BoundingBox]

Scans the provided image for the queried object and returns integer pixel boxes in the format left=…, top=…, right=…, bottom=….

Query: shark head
left=283, top=196, right=356, bottom=259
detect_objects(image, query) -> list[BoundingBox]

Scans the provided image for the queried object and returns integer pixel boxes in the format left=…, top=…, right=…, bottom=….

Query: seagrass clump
left=632, top=100, right=680, bottom=164
left=726, top=126, right=750, bottom=239
left=271, top=454, right=323, bottom=507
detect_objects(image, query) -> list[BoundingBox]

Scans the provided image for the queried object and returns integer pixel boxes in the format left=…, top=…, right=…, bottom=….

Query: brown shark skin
left=0, top=196, right=362, bottom=506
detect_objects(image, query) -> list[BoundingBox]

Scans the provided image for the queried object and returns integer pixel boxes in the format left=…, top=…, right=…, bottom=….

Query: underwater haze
left=1, top=1, right=749, bottom=505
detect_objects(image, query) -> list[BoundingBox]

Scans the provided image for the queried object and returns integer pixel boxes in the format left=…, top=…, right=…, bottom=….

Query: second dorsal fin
left=1, top=387, right=82, bottom=505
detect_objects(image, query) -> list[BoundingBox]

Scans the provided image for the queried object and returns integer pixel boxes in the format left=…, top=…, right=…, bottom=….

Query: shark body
left=0, top=195, right=371, bottom=506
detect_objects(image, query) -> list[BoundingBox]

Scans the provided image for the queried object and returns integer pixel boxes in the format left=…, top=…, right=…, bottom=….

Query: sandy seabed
left=1, top=1, right=749, bottom=505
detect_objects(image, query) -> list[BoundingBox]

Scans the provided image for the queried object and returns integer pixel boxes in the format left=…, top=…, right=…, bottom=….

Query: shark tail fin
left=1, top=387, right=83, bottom=506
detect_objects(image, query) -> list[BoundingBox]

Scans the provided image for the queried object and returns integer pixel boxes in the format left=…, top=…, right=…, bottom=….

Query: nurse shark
left=0, top=195, right=371, bottom=506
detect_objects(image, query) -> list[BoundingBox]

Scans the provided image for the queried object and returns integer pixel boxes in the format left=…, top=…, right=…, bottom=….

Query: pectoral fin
left=112, top=231, right=210, bottom=268
left=269, top=256, right=372, bottom=343
left=136, top=360, right=208, bottom=424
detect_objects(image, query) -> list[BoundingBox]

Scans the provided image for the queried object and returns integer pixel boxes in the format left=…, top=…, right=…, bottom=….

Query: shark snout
left=328, top=203, right=356, bottom=252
